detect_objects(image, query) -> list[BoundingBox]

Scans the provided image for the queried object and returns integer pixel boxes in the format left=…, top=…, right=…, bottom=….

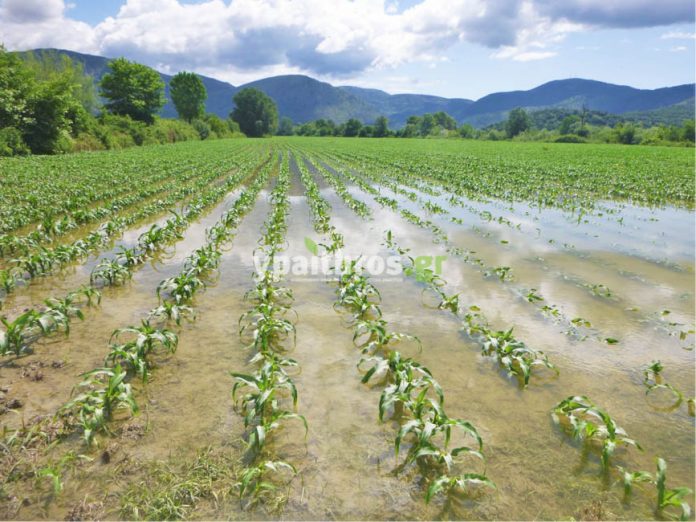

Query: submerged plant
left=552, top=395, right=641, bottom=469
left=62, top=365, right=138, bottom=445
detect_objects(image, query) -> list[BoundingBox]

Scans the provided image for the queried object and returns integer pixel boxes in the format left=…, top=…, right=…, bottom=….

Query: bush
left=192, top=118, right=211, bottom=140
left=71, top=132, right=106, bottom=152
left=555, top=134, right=587, bottom=143
left=149, top=118, right=200, bottom=143
left=204, top=114, right=231, bottom=138
left=0, top=127, right=30, bottom=156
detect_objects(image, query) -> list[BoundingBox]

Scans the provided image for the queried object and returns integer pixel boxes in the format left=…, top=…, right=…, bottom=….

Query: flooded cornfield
left=0, top=138, right=693, bottom=520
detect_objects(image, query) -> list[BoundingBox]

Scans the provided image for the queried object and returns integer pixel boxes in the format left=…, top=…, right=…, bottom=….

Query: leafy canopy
left=100, top=57, right=165, bottom=124
left=231, top=88, right=278, bottom=137
left=170, top=71, right=207, bottom=122
left=505, top=107, right=531, bottom=137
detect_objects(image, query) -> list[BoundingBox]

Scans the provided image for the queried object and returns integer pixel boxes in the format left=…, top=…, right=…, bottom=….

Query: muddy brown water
left=0, top=148, right=693, bottom=521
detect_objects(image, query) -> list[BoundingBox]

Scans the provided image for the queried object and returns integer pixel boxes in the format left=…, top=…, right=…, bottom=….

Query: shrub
left=555, top=134, right=587, bottom=143
left=71, top=132, right=106, bottom=152
left=0, top=127, right=30, bottom=156
left=192, top=118, right=211, bottom=140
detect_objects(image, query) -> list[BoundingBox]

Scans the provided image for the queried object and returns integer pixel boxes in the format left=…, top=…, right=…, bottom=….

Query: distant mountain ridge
left=19, top=49, right=695, bottom=128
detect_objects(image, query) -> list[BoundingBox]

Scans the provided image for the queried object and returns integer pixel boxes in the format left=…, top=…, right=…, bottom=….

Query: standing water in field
left=0, top=139, right=693, bottom=521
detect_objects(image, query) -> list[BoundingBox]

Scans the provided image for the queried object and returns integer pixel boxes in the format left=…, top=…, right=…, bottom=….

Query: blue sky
left=1, top=0, right=694, bottom=99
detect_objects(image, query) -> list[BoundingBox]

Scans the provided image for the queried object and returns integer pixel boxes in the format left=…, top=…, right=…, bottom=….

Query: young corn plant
left=107, top=321, right=178, bottom=381
left=359, top=350, right=443, bottom=421
left=620, top=458, right=692, bottom=521
left=0, top=310, right=52, bottom=356
left=91, top=259, right=132, bottom=286
left=157, top=272, right=206, bottom=304
left=236, top=460, right=296, bottom=509
left=62, top=365, right=138, bottom=445
left=552, top=395, right=642, bottom=469
left=148, top=302, right=195, bottom=327
left=481, top=327, right=557, bottom=387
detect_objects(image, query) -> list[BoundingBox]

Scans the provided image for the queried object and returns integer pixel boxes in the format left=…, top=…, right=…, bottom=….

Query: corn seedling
left=107, top=321, right=178, bottom=380
left=91, top=259, right=132, bottom=286
left=0, top=310, right=51, bottom=356
left=62, top=365, right=138, bottom=445
left=237, top=460, right=296, bottom=508
left=552, top=396, right=642, bottom=469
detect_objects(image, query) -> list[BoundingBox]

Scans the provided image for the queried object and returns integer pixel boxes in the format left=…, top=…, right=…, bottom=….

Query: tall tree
left=276, top=116, right=294, bottom=136
left=99, top=58, right=165, bottom=124
left=343, top=118, right=362, bottom=137
left=230, top=88, right=278, bottom=137
left=0, top=46, right=35, bottom=130
left=505, top=107, right=531, bottom=138
left=373, top=115, right=389, bottom=137
left=169, top=71, right=206, bottom=122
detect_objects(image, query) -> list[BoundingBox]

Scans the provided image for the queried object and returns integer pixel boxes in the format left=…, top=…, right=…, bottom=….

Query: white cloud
left=0, top=0, right=692, bottom=81
left=0, top=0, right=96, bottom=51
left=661, top=31, right=696, bottom=40
left=670, top=46, right=687, bottom=52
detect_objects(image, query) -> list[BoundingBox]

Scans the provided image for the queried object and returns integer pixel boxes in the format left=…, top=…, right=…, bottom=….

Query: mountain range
left=23, top=49, right=696, bottom=128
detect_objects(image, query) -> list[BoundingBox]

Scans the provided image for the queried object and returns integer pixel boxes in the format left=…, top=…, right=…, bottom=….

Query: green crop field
left=0, top=137, right=693, bottom=520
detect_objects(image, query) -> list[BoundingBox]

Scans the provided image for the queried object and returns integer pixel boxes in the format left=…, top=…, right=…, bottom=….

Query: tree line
left=274, top=107, right=694, bottom=145
left=2, top=46, right=692, bottom=155
left=0, top=49, right=278, bottom=156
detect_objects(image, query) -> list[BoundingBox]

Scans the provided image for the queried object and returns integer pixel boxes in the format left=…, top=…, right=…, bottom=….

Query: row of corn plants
left=0, top=155, right=267, bottom=357
left=0, top=157, right=227, bottom=260
left=335, top=253, right=494, bottom=504
left=0, top=141, right=252, bottom=234
left=384, top=231, right=557, bottom=387
left=0, top=151, right=265, bottom=305
left=295, top=165, right=495, bottom=506
left=293, top=154, right=344, bottom=251
left=296, top=154, right=372, bottom=219
left=328, top=158, right=692, bottom=518
left=324, top=151, right=694, bottom=349
left=56, top=159, right=273, bottom=446
left=552, top=395, right=692, bottom=520
left=231, top=155, right=306, bottom=508
left=315, top=153, right=601, bottom=343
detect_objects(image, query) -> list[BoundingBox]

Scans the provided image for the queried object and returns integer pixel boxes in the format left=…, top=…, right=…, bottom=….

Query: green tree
left=99, top=58, right=165, bottom=124
left=373, top=115, right=389, bottom=137
left=23, top=77, right=74, bottom=154
left=682, top=119, right=695, bottom=142
left=169, top=71, right=206, bottom=122
left=0, top=46, right=35, bottom=130
left=277, top=116, right=294, bottom=136
left=559, top=114, right=581, bottom=135
left=433, top=111, right=457, bottom=130
left=23, top=50, right=97, bottom=113
left=419, top=114, right=435, bottom=136
left=505, top=107, right=531, bottom=138
left=458, top=123, right=475, bottom=138
left=613, top=123, right=637, bottom=144
left=231, top=88, right=278, bottom=137
left=343, top=118, right=362, bottom=137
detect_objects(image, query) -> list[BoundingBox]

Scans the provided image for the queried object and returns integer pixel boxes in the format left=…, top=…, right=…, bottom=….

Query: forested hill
left=20, top=48, right=695, bottom=128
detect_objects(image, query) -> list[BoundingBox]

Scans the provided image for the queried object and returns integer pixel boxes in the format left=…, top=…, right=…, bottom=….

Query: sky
left=0, top=0, right=694, bottom=99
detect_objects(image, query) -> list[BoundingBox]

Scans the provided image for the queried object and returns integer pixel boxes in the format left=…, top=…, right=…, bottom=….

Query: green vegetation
left=0, top=48, right=242, bottom=156
left=99, top=57, right=166, bottom=124
left=231, top=88, right=279, bottom=137
left=169, top=71, right=207, bottom=123
left=0, top=137, right=692, bottom=520
left=281, top=106, right=694, bottom=146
